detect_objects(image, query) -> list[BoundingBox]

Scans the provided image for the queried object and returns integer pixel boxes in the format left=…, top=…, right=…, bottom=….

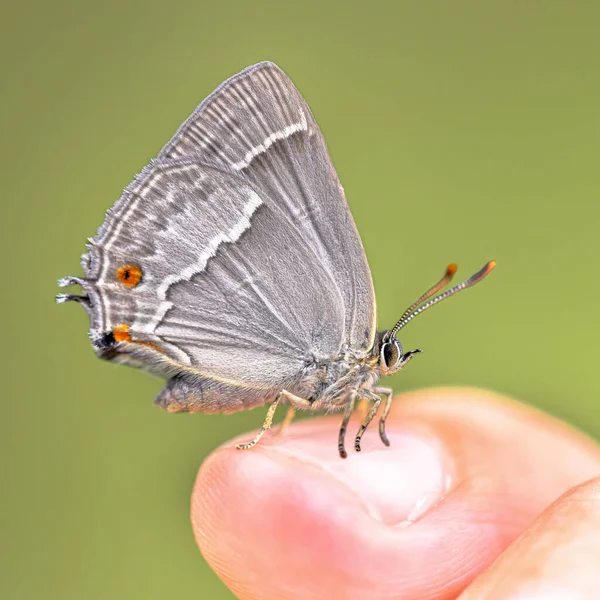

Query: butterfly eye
left=381, top=339, right=402, bottom=370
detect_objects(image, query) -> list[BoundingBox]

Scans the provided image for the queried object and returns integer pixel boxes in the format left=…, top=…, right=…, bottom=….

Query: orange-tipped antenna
left=395, top=263, right=458, bottom=326
left=391, top=261, right=496, bottom=336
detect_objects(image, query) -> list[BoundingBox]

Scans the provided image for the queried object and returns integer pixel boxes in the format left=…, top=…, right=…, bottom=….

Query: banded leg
left=375, top=386, right=394, bottom=446
left=276, top=390, right=313, bottom=435
left=338, top=394, right=357, bottom=459
left=356, top=397, right=369, bottom=423
left=236, top=396, right=281, bottom=450
left=236, top=390, right=311, bottom=450
left=277, top=406, right=296, bottom=436
left=378, top=349, right=422, bottom=446
left=354, top=390, right=382, bottom=452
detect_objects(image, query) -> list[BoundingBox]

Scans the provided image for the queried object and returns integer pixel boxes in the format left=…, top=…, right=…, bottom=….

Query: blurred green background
left=2, top=0, right=599, bottom=598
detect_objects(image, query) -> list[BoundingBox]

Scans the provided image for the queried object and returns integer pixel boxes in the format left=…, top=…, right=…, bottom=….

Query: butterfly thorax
left=302, top=343, right=382, bottom=410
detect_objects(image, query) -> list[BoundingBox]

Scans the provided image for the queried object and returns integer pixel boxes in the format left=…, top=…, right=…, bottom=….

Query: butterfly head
left=377, top=332, right=404, bottom=375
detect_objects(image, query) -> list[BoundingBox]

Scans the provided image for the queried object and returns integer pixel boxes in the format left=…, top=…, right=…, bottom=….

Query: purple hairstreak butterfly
left=57, top=62, right=495, bottom=457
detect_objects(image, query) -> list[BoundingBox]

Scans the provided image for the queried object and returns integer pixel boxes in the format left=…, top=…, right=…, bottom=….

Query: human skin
left=191, top=389, right=600, bottom=599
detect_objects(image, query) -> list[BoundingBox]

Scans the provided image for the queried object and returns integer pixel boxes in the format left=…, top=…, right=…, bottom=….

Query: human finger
left=459, top=476, right=600, bottom=599
left=191, top=389, right=600, bottom=600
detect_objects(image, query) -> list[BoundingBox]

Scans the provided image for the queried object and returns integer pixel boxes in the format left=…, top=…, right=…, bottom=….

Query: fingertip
left=192, top=415, right=454, bottom=599
left=192, top=389, right=600, bottom=600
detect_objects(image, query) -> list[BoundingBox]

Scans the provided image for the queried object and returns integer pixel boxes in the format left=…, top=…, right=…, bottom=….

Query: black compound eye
left=382, top=341, right=400, bottom=369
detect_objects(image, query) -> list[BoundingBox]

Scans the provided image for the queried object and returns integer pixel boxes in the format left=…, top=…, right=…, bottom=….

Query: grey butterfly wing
left=58, top=62, right=375, bottom=413
left=159, top=61, right=376, bottom=351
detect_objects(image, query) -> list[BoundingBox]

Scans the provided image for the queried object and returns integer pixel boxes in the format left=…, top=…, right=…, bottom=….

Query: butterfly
left=57, top=62, right=494, bottom=458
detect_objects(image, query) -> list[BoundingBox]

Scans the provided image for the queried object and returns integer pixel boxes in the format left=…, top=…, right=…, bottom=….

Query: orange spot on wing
left=113, top=324, right=132, bottom=342
left=116, top=264, right=142, bottom=287
left=112, top=324, right=165, bottom=354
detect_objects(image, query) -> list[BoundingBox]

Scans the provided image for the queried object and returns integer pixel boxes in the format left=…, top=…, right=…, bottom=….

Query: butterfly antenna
left=390, top=261, right=496, bottom=336
left=395, top=263, right=458, bottom=326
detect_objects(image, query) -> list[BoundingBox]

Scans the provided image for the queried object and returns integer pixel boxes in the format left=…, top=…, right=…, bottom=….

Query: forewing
left=159, top=62, right=376, bottom=351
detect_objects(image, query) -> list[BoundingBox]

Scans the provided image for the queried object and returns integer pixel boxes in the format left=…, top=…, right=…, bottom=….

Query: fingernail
left=265, top=421, right=452, bottom=526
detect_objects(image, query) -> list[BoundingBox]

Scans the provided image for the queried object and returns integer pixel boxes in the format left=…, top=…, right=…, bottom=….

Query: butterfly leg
left=278, top=390, right=314, bottom=434
left=356, top=397, right=370, bottom=423
left=236, top=395, right=282, bottom=450
left=374, top=386, right=394, bottom=446
left=236, top=390, right=311, bottom=449
left=276, top=389, right=317, bottom=436
left=354, top=390, right=382, bottom=452
left=277, top=406, right=296, bottom=436
left=338, top=394, right=357, bottom=459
